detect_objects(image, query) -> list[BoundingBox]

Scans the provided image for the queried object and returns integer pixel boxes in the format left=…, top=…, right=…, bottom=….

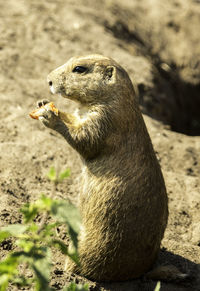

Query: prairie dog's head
left=47, top=54, right=133, bottom=105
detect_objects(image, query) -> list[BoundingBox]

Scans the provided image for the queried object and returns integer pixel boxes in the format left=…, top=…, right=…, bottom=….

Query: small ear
left=104, top=66, right=116, bottom=83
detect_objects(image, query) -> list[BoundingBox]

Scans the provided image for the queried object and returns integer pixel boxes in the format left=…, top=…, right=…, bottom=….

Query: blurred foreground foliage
left=0, top=167, right=88, bottom=291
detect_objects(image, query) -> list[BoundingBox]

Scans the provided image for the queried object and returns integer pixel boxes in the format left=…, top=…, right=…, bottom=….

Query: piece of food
left=29, top=102, right=58, bottom=120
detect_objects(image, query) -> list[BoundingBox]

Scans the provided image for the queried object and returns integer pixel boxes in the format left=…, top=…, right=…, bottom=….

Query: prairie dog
left=37, top=54, right=168, bottom=281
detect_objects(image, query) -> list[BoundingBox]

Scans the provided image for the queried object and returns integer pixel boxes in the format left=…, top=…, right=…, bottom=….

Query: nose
left=48, top=80, right=53, bottom=86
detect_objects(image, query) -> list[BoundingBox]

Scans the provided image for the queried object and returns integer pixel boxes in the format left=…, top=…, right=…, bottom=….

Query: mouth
left=49, top=85, right=56, bottom=94
left=47, top=78, right=83, bottom=108
left=47, top=84, right=89, bottom=117
left=48, top=82, right=67, bottom=98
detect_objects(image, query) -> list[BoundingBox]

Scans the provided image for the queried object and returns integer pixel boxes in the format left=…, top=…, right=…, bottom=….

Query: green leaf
left=51, top=239, right=69, bottom=255
left=63, top=282, right=89, bottom=291
left=0, top=224, right=28, bottom=240
left=51, top=201, right=81, bottom=234
left=68, top=226, right=79, bottom=250
left=154, top=281, right=161, bottom=291
left=39, top=194, right=53, bottom=209
left=12, top=275, right=33, bottom=287
left=32, top=265, right=51, bottom=291
left=28, top=223, right=39, bottom=233
left=58, top=168, right=71, bottom=181
left=67, top=247, right=79, bottom=266
left=51, top=201, right=81, bottom=252
left=47, top=167, right=57, bottom=181
left=42, top=222, right=58, bottom=237
left=51, top=239, right=79, bottom=265
left=0, top=255, right=19, bottom=273
left=14, top=251, right=44, bottom=263
left=21, top=195, right=53, bottom=223
left=31, top=248, right=52, bottom=291
left=16, top=239, right=35, bottom=252
left=21, top=203, right=39, bottom=223
left=0, top=274, right=9, bottom=291
left=0, top=231, right=10, bottom=242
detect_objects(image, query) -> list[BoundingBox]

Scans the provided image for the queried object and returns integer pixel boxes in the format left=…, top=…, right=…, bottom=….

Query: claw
left=43, top=99, right=50, bottom=106
left=37, top=99, right=50, bottom=108
left=37, top=101, right=43, bottom=108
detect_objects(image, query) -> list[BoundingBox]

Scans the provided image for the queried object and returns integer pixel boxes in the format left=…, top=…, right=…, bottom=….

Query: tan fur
left=39, top=54, right=168, bottom=281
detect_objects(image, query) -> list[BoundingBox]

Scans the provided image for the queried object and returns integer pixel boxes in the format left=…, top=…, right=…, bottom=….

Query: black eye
left=72, top=66, right=87, bottom=73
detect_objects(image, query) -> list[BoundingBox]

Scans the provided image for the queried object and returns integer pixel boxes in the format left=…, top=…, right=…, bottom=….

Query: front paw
left=36, top=100, right=59, bottom=129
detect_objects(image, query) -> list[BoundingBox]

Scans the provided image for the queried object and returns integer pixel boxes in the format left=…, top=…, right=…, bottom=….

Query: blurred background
left=1, top=0, right=200, bottom=135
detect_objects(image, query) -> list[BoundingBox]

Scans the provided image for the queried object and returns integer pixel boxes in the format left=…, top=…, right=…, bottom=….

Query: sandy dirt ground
left=0, top=1, right=200, bottom=290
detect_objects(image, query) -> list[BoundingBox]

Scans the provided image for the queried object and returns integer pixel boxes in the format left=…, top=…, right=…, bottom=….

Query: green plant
left=0, top=167, right=88, bottom=291
left=154, top=281, right=161, bottom=291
